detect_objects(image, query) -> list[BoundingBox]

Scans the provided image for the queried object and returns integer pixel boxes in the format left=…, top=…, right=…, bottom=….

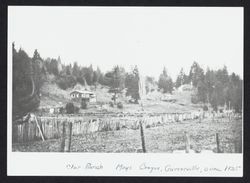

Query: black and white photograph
left=7, top=6, right=243, bottom=176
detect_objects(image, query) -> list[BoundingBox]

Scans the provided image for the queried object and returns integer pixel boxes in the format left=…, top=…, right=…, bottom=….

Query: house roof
left=70, top=90, right=95, bottom=95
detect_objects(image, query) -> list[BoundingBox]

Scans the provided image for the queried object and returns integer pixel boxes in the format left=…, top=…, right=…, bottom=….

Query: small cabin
left=70, top=90, right=96, bottom=103
left=178, top=84, right=193, bottom=92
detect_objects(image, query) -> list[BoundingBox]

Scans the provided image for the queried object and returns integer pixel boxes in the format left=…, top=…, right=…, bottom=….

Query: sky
left=8, top=7, right=243, bottom=80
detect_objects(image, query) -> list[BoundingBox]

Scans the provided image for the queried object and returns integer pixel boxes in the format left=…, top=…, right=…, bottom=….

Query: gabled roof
left=70, top=90, right=94, bottom=95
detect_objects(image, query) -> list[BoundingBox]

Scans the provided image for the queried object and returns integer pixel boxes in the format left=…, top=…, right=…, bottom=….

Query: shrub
left=109, top=101, right=114, bottom=107
left=59, top=107, right=64, bottom=114
left=117, top=102, right=123, bottom=109
left=81, top=100, right=88, bottom=109
left=57, top=80, right=67, bottom=90
left=57, top=75, right=77, bottom=90
left=65, top=102, right=75, bottom=114
left=203, top=105, right=208, bottom=111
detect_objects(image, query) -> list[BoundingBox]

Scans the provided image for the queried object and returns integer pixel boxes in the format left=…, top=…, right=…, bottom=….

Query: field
left=39, top=80, right=200, bottom=113
left=12, top=116, right=242, bottom=153
left=12, top=81, right=242, bottom=153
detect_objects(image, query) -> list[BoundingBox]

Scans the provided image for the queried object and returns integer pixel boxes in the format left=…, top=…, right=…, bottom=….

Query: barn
left=70, top=90, right=96, bottom=103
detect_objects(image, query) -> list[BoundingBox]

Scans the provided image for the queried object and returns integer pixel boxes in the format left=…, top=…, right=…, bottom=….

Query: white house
left=70, top=90, right=96, bottom=103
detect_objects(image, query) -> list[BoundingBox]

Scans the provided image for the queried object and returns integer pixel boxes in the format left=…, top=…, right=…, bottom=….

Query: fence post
left=184, top=131, right=190, bottom=153
left=60, top=121, right=66, bottom=152
left=139, top=120, right=146, bottom=153
left=216, top=133, right=221, bottom=153
left=34, top=115, right=45, bottom=141
left=64, top=122, right=73, bottom=152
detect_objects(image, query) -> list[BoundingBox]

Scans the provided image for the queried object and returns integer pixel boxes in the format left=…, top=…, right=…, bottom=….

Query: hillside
left=39, top=77, right=199, bottom=114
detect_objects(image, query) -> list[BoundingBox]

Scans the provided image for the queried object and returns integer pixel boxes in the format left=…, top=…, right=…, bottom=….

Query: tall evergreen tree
left=32, top=49, right=41, bottom=61
left=204, top=68, right=216, bottom=103
left=106, top=66, right=126, bottom=103
left=189, top=61, right=204, bottom=87
left=216, top=65, right=229, bottom=87
left=175, top=68, right=189, bottom=88
left=50, top=59, right=59, bottom=75
left=13, top=45, right=40, bottom=120
left=31, top=49, right=44, bottom=93
left=125, top=66, right=140, bottom=103
left=158, top=67, right=174, bottom=93
left=72, top=62, right=80, bottom=78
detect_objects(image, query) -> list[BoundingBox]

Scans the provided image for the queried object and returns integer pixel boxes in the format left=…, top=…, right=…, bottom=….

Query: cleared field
left=18, top=81, right=241, bottom=153
left=12, top=117, right=242, bottom=153
left=39, top=80, right=199, bottom=114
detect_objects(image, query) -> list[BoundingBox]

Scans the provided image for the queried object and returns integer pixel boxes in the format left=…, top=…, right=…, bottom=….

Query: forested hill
left=12, top=45, right=243, bottom=119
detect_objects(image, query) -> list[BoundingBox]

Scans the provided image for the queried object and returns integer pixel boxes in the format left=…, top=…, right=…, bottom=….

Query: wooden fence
left=12, top=111, right=240, bottom=143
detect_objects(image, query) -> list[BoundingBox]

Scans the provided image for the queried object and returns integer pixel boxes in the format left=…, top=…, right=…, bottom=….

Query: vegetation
left=145, top=76, right=156, bottom=94
left=175, top=68, right=189, bottom=88
left=56, top=75, right=77, bottom=90
left=117, top=102, right=124, bottom=109
left=158, top=67, right=174, bottom=94
left=106, top=66, right=125, bottom=104
left=13, top=44, right=243, bottom=116
left=188, top=63, right=242, bottom=112
left=125, top=66, right=141, bottom=103
left=173, top=61, right=242, bottom=113
left=81, top=99, right=88, bottom=109
left=65, top=103, right=75, bottom=114
left=109, top=101, right=114, bottom=107
left=13, top=44, right=44, bottom=120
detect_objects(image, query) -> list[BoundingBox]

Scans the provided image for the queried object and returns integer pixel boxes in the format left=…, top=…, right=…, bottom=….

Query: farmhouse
left=70, top=90, right=96, bottom=103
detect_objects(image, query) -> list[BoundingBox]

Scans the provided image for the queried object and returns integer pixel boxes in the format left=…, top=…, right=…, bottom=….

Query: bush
left=109, top=101, right=114, bottom=107
left=203, top=105, right=208, bottom=111
left=57, top=80, right=67, bottom=90
left=65, top=102, right=75, bottom=114
left=117, top=102, right=123, bottom=109
left=81, top=100, right=87, bottom=109
left=57, top=75, right=77, bottom=90
left=59, top=107, right=64, bottom=114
